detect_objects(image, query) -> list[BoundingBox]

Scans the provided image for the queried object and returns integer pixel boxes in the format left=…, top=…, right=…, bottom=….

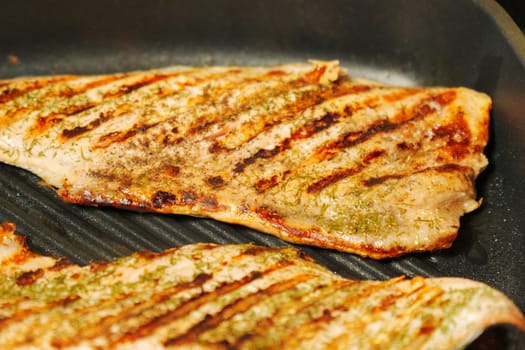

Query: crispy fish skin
left=0, top=222, right=523, bottom=350
left=0, top=61, right=490, bottom=258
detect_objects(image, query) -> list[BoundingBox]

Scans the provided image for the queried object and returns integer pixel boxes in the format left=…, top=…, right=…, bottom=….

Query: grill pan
left=1, top=0, right=524, bottom=347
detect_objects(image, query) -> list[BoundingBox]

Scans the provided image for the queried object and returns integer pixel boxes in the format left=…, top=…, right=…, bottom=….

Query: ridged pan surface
left=0, top=0, right=524, bottom=348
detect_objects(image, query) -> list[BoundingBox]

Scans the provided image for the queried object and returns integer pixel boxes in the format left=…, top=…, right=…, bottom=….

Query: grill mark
left=181, top=71, right=339, bottom=147
left=362, top=163, right=474, bottom=187
left=304, top=91, right=457, bottom=193
left=254, top=175, right=279, bottom=193
left=432, top=110, right=472, bottom=160
left=233, top=108, right=349, bottom=174
left=279, top=279, right=404, bottom=346
left=50, top=74, right=130, bottom=99
left=30, top=103, right=98, bottom=135
left=63, top=102, right=98, bottom=116
left=184, top=76, right=292, bottom=137
left=362, top=149, right=386, bottom=163
left=120, top=263, right=287, bottom=346
left=47, top=292, right=144, bottom=348
left=95, top=121, right=162, bottom=147
left=27, top=73, right=184, bottom=136
left=0, top=295, right=80, bottom=331
left=58, top=75, right=188, bottom=141
left=0, top=76, right=75, bottom=104
left=302, top=64, right=328, bottom=84
left=16, top=268, right=44, bottom=286
left=230, top=280, right=356, bottom=349
left=89, top=69, right=248, bottom=149
left=242, top=245, right=272, bottom=256
left=307, top=165, right=364, bottom=194
left=17, top=75, right=133, bottom=134
left=305, top=148, right=385, bottom=193
left=243, top=94, right=426, bottom=194
left=31, top=115, right=64, bottom=134
left=30, top=71, right=186, bottom=141
left=48, top=74, right=130, bottom=100
left=212, top=83, right=372, bottom=155
left=165, top=272, right=315, bottom=347
left=350, top=283, right=444, bottom=348
left=322, top=90, right=457, bottom=154
left=362, top=174, right=405, bottom=187
left=101, top=73, right=176, bottom=99
left=57, top=273, right=213, bottom=348
left=61, top=111, right=113, bottom=139
left=323, top=285, right=435, bottom=348
left=232, top=87, right=421, bottom=181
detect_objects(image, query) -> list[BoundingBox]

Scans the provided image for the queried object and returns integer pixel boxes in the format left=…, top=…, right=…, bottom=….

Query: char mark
left=362, top=163, right=474, bottom=187
left=323, top=90, right=457, bottom=153
left=230, top=86, right=420, bottom=175
left=0, top=76, right=74, bottom=104
left=303, top=91, right=458, bottom=192
left=307, top=165, right=363, bottom=194
left=151, top=191, right=178, bottom=208
left=363, top=149, right=386, bottom=164
left=48, top=257, right=75, bottom=271
left=163, top=264, right=300, bottom=347
left=209, top=83, right=372, bottom=155
left=165, top=272, right=313, bottom=348
left=234, top=144, right=287, bottom=174
left=254, top=175, right=279, bottom=193
left=108, top=272, right=213, bottom=346
left=233, top=110, right=344, bottom=174
left=93, top=120, right=161, bottom=149
left=120, top=270, right=265, bottom=346
left=104, top=74, right=175, bottom=98
left=61, top=111, right=112, bottom=139
left=277, top=280, right=407, bottom=345
left=230, top=280, right=354, bottom=348
left=46, top=72, right=189, bottom=141
left=16, top=269, right=44, bottom=286
left=118, top=122, right=161, bottom=143
left=362, top=174, right=405, bottom=187
left=164, top=165, right=180, bottom=177
left=206, top=176, right=226, bottom=189
left=181, top=190, right=198, bottom=205
left=180, top=70, right=298, bottom=139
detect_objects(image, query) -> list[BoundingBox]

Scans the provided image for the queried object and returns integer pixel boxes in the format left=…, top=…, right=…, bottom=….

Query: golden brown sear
left=0, top=223, right=523, bottom=349
left=0, top=61, right=490, bottom=258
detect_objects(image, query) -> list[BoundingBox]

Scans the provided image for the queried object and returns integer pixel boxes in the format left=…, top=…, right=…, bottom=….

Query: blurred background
left=496, top=0, right=524, bottom=31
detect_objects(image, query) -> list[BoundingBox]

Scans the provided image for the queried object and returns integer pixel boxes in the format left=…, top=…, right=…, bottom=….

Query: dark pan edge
left=480, top=0, right=525, bottom=66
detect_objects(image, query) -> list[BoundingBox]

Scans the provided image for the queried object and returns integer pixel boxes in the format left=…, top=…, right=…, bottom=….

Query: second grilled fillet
left=0, top=222, right=523, bottom=350
left=0, top=61, right=490, bottom=258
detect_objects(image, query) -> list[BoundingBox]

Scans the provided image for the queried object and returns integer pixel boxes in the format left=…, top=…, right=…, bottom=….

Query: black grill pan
left=1, top=0, right=524, bottom=347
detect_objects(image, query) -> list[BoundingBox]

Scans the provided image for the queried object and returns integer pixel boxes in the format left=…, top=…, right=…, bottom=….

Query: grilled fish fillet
left=0, top=61, right=490, bottom=258
left=0, top=222, right=523, bottom=350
